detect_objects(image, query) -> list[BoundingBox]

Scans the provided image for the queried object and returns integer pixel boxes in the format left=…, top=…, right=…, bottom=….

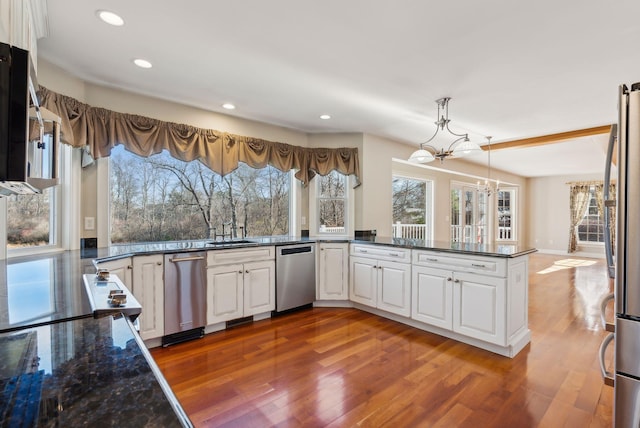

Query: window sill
left=7, top=246, right=66, bottom=259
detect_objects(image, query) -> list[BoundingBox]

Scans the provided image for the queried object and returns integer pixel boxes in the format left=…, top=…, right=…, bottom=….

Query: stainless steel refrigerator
left=603, top=83, right=640, bottom=427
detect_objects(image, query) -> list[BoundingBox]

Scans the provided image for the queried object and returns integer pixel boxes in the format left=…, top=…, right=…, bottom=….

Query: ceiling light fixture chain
left=408, top=97, right=482, bottom=164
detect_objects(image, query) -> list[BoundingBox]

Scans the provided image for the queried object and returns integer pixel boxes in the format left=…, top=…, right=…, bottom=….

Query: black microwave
left=0, top=41, right=59, bottom=196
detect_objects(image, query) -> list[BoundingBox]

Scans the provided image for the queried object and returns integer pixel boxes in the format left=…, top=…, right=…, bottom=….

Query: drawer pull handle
left=389, top=253, right=400, bottom=257
left=426, top=258, right=438, bottom=262
left=471, top=263, right=486, bottom=268
left=360, top=249, right=368, bottom=253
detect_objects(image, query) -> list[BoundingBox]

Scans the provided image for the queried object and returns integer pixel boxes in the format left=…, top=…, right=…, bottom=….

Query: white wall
left=527, top=172, right=605, bottom=257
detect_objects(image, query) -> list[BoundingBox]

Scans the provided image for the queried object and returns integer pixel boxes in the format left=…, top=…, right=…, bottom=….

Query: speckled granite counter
left=0, top=315, right=190, bottom=427
left=350, top=237, right=537, bottom=258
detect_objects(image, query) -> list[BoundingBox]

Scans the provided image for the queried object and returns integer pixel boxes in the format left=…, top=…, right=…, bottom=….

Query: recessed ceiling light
left=133, top=59, right=153, bottom=69
left=222, top=103, right=236, bottom=110
left=320, top=114, right=331, bottom=120
left=97, top=10, right=124, bottom=26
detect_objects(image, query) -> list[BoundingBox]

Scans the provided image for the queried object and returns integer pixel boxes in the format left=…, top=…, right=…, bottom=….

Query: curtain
left=568, top=183, right=592, bottom=253
left=37, top=87, right=361, bottom=187
left=594, top=183, right=616, bottom=254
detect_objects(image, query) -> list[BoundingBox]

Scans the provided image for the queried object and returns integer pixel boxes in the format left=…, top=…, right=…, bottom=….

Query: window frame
left=391, top=174, right=434, bottom=241
left=309, top=171, right=354, bottom=238
left=5, top=143, right=77, bottom=258
left=577, top=185, right=604, bottom=246
left=496, top=187, right=518, bottom=242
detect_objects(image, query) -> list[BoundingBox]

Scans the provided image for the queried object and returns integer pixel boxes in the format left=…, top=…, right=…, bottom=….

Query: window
left=6, top=130, right=65, bottom=253
left=6, top=188, right=57, bottom=249
left=392, top=176, right=433, bottom=240
left=316, top=171, right=347, bottom=234
left=109, top=146, right=290, bottom=243
left=578, top=185, right=604, bottom=243
left=497, top=188, right=517, bottom=241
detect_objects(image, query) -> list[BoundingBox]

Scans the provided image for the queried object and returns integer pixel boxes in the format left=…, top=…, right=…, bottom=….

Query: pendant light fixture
left=408, top=97, right=482, bottom=163
left=477, top=136, right=500, bottom=196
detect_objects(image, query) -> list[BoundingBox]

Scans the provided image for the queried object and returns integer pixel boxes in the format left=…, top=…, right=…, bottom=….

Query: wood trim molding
left=484, top=125, right=613, bottom=151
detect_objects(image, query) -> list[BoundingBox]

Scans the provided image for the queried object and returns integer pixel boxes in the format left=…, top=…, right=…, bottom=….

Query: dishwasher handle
left=169, top=255, right=205, bottom=263
left=280, top=245, right=314, bottom=256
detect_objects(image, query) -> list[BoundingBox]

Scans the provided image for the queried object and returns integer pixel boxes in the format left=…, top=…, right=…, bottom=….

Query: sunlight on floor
left=536, top=258, right=597, bottom=274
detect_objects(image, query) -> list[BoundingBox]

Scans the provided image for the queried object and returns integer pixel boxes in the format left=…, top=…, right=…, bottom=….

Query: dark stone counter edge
left=93, top=237, right=537, bottom=265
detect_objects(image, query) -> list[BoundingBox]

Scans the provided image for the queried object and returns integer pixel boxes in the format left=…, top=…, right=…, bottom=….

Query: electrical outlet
left=84, top=217, right=95, bottom=230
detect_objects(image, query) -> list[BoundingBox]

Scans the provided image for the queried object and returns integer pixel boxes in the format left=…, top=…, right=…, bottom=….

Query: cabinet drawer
left=412, top=251, right=506, bottom=277
left=207, top=246, right=275, bottom=266
left=350, top=244, right=411, bottom=263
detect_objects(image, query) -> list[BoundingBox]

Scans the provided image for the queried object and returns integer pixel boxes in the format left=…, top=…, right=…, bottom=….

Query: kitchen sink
left=206, top=239, right=258, bottom=246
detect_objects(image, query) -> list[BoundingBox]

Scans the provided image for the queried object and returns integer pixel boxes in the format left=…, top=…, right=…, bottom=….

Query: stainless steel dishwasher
left=163, top=252, right=206, bottom=346
left=275, top=243, right=316, bottom=313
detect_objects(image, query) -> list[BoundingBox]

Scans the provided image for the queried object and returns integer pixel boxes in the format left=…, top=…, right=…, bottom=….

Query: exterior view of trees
left=392, top=177, right=426, bottom=225
left=6, top=189, right=52, bottom=247
left=110, top=147, right=289, bottom=243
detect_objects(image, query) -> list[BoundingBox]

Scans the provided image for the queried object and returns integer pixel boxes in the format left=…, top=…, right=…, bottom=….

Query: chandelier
left=477, top=136, right=500, bottom=197
left=408, top=97, right=482, bottom=163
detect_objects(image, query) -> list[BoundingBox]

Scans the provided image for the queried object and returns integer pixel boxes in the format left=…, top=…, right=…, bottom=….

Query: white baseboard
left=535, top=248, right=605, bottom=259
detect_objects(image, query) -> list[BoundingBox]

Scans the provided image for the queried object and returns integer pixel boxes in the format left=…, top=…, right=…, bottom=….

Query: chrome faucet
left=213, top=222, right=233, bottom=241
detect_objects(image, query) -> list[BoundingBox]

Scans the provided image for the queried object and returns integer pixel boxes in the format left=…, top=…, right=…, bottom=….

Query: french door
left=450, top=184, right=489, bottom=244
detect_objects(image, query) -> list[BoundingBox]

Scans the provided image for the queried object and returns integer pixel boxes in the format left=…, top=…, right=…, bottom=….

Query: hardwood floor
left=151, top=253, right=614, bottom=427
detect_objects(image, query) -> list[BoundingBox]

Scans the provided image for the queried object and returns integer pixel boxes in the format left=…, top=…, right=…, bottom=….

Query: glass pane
left=7, top=188, right=53, bottom=248
left=110, top=146, right=290, bottom=243
left=318, top=171, right=345, bottom=198
left=392, top=177, right=426, bottom=224
left=319, top=199, right=345, bottom=232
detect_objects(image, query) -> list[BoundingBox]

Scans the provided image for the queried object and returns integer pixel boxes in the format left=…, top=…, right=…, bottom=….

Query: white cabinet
left=206, top=248, right=275, bottom=325
left=349, top=245, right=411, bottom=317
left=412, top=266, right=453, bottom=330
left=412, top=250, right=528, bottom=354
left=95, top=257, right=132, bottom=289
left=132, top=254, right=164, bottom=340
left=317, top=243, right=349, bottom=300
left=413, top=266, right=505, bottom=345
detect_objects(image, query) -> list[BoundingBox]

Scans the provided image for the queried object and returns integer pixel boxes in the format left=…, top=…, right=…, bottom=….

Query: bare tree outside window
left=6, top=189, right=53, bottom=248
left=110, top=147, right=289, bottom=243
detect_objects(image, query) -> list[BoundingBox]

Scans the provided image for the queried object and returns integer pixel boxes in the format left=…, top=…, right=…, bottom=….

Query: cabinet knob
left=246, top=270, right=250, bottom=274
left=157, top=262, right=162, bottom=266
left=378, top=266, right=382, bottom=270
left=447, top=277, right=452, bottom=282
left=238, top=271, right=243, bottom=274
left=454, top=279, right=460, bottom=283
left=127, top=265, right=133, bottom=270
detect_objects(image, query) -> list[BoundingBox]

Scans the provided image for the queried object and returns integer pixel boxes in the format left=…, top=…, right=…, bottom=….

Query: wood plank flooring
left=151, top=254, right=614, bottom=427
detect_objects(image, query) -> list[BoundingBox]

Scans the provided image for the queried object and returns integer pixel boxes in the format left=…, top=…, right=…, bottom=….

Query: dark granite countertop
left=0, top=314, right=190, bottom=427
left=351, top=237, right=537, bottom=258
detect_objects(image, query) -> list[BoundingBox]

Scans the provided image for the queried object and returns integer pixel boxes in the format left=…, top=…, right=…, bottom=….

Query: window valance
left=37, top=87, right=361, bottom=187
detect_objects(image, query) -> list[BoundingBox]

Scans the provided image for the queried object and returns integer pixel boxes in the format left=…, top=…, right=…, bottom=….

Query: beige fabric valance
left=37, top=86, right=361, bottom=187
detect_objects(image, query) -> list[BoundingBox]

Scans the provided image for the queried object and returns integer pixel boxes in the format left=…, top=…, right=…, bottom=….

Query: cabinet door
left=349, top=256, right=378, bottom=307
left=318, top=243, right=349, bottom=300
left=412, top=266, right=453, bottom=330
left=207, top=264, right=244, bottom=324
left=132, top=255, right=164, bottom=340
left=453, top=272, right=506, bottom=345
left=377, top=260, right=411, bottom=317
left=96, top=258, right=133, bottom=289
left=243, top=260, right=275, bottom=316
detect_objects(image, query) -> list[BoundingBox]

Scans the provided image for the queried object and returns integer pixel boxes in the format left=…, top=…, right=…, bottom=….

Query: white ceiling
left=36, top=0, right=637, bottom=177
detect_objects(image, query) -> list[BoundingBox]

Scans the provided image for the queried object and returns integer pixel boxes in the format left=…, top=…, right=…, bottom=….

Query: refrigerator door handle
left=603, top=124, right=617, bottom=279
left=599, top=332, right=615, bottom=387
left=599, top=292, right=615, bottom=332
